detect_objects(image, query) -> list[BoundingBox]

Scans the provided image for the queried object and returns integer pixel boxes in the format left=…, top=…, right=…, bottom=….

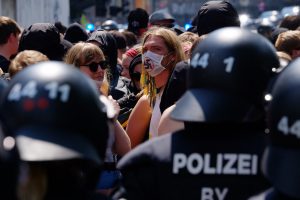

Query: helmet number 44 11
left=7, top=81, right=70, bottom=103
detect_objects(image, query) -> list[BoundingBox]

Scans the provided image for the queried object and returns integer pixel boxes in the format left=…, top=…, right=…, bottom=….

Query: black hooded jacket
left=87, top=30, right=131, bottom=100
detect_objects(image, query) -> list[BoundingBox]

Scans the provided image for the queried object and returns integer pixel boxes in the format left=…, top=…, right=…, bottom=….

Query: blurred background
left=1, top=0, right=300, bottom=31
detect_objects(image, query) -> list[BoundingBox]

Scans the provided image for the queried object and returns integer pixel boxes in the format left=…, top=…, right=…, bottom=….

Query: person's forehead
left=144, top=35, right=166, bottom=48
left=152, top=19, right=174, bottom=26
left=122, top=56, right=132, bottom=67
left=134, top=63, right=142, bottom=72
left=82, top=54, right=101, bottom=63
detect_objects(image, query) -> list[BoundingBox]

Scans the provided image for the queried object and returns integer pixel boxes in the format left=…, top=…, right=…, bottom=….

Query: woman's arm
left=158, top=104, right=184, bottom=136
left=126, top=95, right=152, bottom=148
left=113, top=120, right=131, bottom=156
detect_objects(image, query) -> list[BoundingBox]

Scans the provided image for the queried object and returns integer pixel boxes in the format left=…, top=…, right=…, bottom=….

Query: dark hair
left=110, top=30, right=127, bottom=49
left=54, top=21, right=67, bottom=34
left=87, top=30, right=119, bottom=87
left=127, top=8, right=149, bottom=35
left=280, top=15, right=300, bottom=30
left=121, top=30, right=137, bottom=48
left=0, top=16, right=21, bottom=44
left=129, top=54, right=142, bottom=79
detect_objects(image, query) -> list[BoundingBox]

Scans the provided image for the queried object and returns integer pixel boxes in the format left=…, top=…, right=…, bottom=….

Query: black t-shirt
left=160, top=61, right=189, bottom=113
left=117, top=124, right=270, bottom=200
left=0, top=55, right=10, bottom=73
left=110, top=76, right=132, bottom=101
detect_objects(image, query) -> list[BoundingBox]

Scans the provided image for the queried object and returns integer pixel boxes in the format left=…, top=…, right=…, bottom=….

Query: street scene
left=0, top=0, right=300, bottom=199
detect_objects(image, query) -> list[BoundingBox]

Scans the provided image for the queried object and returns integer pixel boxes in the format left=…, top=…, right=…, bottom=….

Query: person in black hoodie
left=87, top=30, right=131, bottom=101
left=64, top=22, right=89, bottom=44
left=18, top=23, right=66, bottom=61
left=195, top=0, right=240, bottom=36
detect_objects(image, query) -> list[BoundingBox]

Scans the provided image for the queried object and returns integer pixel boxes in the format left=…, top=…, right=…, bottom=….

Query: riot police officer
left=250, top=58, right=300, bottom=199
left=115, top=27, right=280, bottom=200
left=0, top=61, right=112, bottom=200
left=0, top=78, right=19, bottom=200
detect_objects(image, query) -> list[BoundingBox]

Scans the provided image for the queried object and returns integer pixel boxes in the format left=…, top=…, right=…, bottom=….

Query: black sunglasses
left=131, top=72, right=141, bottom=80
left=84, top=60, right=109, bottom=72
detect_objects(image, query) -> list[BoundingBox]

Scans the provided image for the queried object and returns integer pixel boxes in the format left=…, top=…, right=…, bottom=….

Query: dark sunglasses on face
left=84, top=60, right=109, bottom=72
left=131, top=72, right=141, bottom=80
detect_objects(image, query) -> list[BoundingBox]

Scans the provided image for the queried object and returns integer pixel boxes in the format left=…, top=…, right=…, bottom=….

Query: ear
left=8, top=33, right=15, bottom=43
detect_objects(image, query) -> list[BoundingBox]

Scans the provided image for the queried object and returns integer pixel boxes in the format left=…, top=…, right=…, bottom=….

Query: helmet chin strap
left=162, top=53, right=175, bottom=70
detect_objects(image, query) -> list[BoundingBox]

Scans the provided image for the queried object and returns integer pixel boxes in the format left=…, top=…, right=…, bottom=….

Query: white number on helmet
left=8, top=81, right=38, bottom=101
left=277, top=116, right=300, bottom=138
left=223, top=57, right=235, bottom=73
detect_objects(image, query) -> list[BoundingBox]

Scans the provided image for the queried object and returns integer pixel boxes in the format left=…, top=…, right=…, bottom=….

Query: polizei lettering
left=172, top=153, right=258, bottom=175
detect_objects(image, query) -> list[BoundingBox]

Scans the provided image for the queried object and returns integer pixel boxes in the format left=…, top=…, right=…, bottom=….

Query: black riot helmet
left=171, top=27, right=279, bottom=123
left=263, top=58, right=300, bottom=198
left=0, top=79, right=19, bottom=200
left=101, top=20, right=119, bottom=31
left=0, top=61, right=110, bottom=165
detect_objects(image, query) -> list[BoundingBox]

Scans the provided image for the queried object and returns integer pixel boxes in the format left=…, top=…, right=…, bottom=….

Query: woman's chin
left=93, top=76, right=104, bottom=81
left=94, top=80, right=103, bottom=87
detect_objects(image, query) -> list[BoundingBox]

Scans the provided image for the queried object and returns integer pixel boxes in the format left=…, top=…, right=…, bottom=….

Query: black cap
left=127, top=8, right=149, bottom=34
left=64, top=22, right=89, bottom=44
left=149, top=10, right=175, bottom=25
left=196, top=1, right=240, bottom=36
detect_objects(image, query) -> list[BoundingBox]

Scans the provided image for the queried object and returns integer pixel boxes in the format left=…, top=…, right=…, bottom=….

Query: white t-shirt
left=149, top=88, right=164, bottom=138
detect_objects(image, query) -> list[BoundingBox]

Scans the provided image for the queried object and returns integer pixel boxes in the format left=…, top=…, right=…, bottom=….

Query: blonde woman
left=126, top=27, right=185, bottom=148
left=64, top=42, right=110, bottom=95
left=65, top=42, right=131, bottom=194
left=9, top=50, right=49, bottom=78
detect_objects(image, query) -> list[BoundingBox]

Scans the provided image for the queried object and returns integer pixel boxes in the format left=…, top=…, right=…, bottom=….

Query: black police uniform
left=115, top=27, right=280, bottom=200
left=0, top=62, right=111, bottom=200
left=250, top=59, right=300, bottom=200
left=117, top=123, right=270, bottom=200
left=250, top=188, right=300, bottom=200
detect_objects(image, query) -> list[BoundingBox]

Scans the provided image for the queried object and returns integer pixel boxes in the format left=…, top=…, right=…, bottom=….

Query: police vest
left=118, top=123, right=270, bottom=200
left=249, top=188, right=298, bottom=200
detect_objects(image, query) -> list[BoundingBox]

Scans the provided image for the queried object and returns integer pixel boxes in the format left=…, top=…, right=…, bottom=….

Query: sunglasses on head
left=84, top=60, right=109, bottom=72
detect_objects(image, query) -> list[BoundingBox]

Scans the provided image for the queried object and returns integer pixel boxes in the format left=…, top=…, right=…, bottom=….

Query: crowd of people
left=0, top=0, right=300, bottom=199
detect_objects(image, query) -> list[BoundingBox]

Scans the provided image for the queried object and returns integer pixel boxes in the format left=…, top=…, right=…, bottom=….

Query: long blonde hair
left=140, top=27, right=185, bottom=106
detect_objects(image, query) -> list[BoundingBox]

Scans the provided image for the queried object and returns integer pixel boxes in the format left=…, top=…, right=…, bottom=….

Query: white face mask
left=143, top=51, right=166, bottom=77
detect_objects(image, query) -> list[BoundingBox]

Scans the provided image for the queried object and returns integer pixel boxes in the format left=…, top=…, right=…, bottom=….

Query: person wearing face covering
left=125, top=27, right=185, bottom=148
left=113, top=27, right=278, bottom=200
